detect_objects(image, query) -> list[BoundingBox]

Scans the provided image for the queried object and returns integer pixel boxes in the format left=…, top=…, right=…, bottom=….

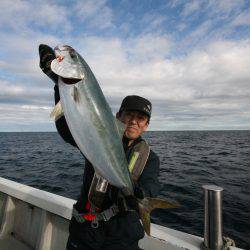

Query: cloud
left=4, top=34, right=250, bottom=130
left=173, top=0, right=248, bottom=51
left=140, top=14, right=167, bottom=33
left=181, top=0, right=202, bottom=17
left=211, top=0, right=245, bottom=16
left=1, top=33, right=250, bottom=130
left=0, top=1, right=250, bottom=131
left=74, top=0, right=114, bottom=29
left=0, top=31, right=61, bottom=82
left=125, top=34, right=171, bottom=61
left=0, top=103, right=55, bottom=132
left=231, top=10, right=250, bottom=27
left=0, top=0, right=71, bottom=32
left=180, top=20, right=213, bottom=48
left=0, top=78, right=53, bottom=106
left=89, top=38, right=250, bottom=130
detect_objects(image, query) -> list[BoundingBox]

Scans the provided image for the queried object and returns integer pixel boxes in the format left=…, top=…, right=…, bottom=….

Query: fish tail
left=138, top=197, right=180, bottom=236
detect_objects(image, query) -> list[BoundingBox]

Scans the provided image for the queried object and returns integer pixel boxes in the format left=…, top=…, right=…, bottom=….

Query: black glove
left=118, top=194, right=139, bottom=213
left=117, top=182, right=144, bottom=213
left=39, top=44, right=58, bottom=84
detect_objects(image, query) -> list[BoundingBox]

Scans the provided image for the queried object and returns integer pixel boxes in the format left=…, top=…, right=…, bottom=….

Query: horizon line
left=1, top=129, right=250, bottom=133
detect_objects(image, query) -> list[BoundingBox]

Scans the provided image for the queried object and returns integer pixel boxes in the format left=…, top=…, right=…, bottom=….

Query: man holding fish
left=39, top=44, right=177, bottom=250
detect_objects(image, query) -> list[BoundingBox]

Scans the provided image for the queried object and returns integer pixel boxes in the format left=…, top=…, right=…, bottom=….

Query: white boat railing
left=0, top=177, right=243, bottom=250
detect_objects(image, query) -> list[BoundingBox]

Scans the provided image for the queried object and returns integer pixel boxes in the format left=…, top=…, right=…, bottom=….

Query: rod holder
left=202, top=185, right=223, bottom=250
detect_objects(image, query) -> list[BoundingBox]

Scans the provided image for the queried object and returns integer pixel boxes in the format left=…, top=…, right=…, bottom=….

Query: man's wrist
left=39, top=44, right=58, bottom=84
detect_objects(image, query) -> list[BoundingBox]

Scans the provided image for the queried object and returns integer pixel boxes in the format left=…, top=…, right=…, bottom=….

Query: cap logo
left=144, top=104, right=151, bottom=112
left=144, top=106, right=150, bottom=113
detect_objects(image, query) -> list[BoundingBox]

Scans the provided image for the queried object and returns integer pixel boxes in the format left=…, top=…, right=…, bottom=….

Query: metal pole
left=202, top=185, right=223, bottom=250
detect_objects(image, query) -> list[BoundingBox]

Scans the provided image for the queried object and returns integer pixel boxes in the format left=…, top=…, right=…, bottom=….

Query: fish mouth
left=61, top=77, right=81, bottom=85
left=51, top=45, right=84, bottom=80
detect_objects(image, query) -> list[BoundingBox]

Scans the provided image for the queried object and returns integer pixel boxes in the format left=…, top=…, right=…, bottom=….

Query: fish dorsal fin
left=50, top=101, right=64, bottom=121
left=115, top=118, right=125, bottom=139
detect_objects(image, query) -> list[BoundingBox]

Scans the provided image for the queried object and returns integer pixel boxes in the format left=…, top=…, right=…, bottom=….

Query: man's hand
left=117, top=194, right=139, bottom=213
left=117, top=182, right=144, bottom=213
left=39, top=44, right=58, bottom=84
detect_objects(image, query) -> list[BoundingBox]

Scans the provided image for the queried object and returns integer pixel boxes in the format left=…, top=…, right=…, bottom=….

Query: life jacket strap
left=72, top=208, right=88, bottom=223
left=128, top=140, right=150, bottom=181
left=96, top=204, right=119, bottom=221
left=72, top=204, right=119, bottom=224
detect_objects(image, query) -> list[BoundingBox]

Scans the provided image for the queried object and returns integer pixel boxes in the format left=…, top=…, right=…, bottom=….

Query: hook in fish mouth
left=56, top=55, right=64, bottom=62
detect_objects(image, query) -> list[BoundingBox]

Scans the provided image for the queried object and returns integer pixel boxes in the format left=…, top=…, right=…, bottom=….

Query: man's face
left=117, top=110, right=149, bottom=140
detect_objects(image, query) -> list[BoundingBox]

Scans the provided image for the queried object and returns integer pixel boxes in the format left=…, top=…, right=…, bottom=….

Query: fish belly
left=58, top=77, right=132, bottom=191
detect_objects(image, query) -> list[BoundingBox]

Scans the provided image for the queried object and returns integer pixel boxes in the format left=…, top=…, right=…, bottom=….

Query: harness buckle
left=72, top=208, right=86, bottom=223
left=72, top=205, right=119, bottom=225
left=101, top=205, right=119, bottom=221
left=91, top=218, right=99, bottom=228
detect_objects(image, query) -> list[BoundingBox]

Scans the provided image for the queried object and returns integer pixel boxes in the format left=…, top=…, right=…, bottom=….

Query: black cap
left=119, top=95, right=152, bottom=118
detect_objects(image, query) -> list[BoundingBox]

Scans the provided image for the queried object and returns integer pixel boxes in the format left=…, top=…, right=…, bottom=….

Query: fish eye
left=69, top=51, right=76, bottom=59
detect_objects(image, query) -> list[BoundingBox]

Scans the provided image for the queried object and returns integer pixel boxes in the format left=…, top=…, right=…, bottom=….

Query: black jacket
left=54, top=85, right=160, bottom=211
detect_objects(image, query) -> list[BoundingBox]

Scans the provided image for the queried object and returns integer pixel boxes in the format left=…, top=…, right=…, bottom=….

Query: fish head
left=51, top=45, right=84, bottom=81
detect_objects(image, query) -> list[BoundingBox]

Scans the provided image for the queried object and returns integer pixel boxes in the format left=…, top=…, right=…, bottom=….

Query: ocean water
left=0, top=131, right=249, bottom=249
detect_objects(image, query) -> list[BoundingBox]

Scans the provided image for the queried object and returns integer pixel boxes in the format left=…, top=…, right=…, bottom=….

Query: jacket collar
left=122, top=136, right=142, bottom=150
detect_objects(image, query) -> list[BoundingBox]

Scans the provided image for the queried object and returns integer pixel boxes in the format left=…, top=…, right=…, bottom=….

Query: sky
left=0, top=0, right=250, bottom=131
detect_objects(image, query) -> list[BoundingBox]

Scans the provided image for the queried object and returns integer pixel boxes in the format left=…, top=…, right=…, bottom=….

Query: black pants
left=66, top=212, right=144, bottom=250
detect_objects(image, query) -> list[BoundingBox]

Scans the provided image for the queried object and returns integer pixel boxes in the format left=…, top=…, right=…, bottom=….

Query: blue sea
left=0, top=131, right=249, bottom=249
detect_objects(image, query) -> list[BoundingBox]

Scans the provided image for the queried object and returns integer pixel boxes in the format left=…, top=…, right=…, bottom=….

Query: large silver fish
left=51, top=45, right=133, bottom=192
left=50, top=45, right=179, bottom=235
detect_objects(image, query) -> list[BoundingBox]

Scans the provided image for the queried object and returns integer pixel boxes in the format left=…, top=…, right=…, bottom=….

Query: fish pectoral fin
left=50, top=101, right=64, bottom=121
left=115, top=118, right=126, bottom=139
left=139, top=197, right=180, bottom=236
